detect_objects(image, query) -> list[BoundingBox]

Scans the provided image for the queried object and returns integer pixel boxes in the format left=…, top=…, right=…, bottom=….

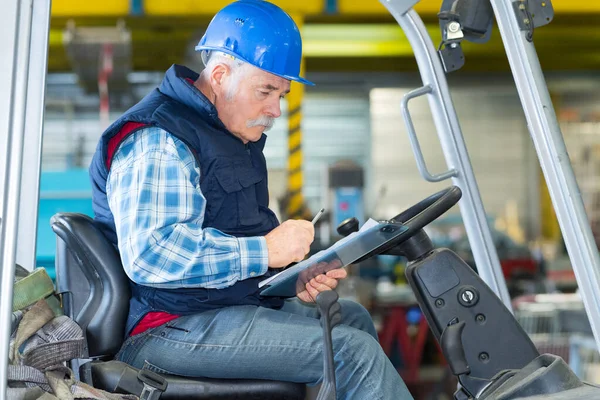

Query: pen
left=311, top=208, right=325, bottom=225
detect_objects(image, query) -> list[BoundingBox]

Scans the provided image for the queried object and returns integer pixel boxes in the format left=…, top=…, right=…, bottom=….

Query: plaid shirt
left=106, top=127, right=269, bottom=289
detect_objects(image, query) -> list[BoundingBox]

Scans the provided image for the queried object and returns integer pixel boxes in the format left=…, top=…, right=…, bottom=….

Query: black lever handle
left=440, top=320, right=470, bottom=376
left=316, top=290, right=341, bottom=400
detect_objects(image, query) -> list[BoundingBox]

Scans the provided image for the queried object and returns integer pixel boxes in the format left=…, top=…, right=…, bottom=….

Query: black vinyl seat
left=51, top=212, right=306, bottom=400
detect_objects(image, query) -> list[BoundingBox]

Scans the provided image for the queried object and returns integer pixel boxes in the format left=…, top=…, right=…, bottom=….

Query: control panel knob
left=337, top=217, right=359, bottom=237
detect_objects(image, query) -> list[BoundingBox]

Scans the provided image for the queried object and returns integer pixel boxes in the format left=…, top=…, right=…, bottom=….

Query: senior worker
left=89, top=1, right=413, bottom=399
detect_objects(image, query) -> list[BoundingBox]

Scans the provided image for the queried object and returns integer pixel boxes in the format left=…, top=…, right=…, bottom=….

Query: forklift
left=2, top=0, right=600, bottom=399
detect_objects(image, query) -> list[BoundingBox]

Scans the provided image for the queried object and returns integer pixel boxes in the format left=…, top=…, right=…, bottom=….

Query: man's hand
left=265, top=220, right=314, bottom=268
left=297, top=268, right=348, bottom=303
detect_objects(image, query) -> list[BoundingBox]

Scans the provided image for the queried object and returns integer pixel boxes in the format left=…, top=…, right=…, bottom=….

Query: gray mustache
left=247, top=115, right=275, bottom=131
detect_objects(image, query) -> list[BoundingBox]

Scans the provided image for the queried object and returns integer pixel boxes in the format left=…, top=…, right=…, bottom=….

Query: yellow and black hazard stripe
left=286, top=14, right=310, bottom=220
left=287, top=104, right=304, bottom=218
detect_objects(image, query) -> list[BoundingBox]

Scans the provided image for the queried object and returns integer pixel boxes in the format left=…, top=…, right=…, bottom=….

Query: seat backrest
left=51, top=213, right=130, bottom=358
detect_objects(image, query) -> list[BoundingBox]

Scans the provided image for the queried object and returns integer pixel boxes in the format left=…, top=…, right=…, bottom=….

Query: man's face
left=216, top=68, right=291, bottom=143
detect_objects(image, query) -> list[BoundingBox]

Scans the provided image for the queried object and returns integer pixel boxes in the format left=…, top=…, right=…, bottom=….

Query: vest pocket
left=236, top=168, right=264, bottom=226
left=212, top=167, right=264, bottom=228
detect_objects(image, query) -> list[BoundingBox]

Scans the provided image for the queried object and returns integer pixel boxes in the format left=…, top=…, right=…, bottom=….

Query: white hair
left=200, top=50, right=253, bottom=101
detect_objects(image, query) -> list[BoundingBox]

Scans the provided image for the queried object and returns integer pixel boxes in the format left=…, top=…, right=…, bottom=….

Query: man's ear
left=209, top=63, right=229, bottom=95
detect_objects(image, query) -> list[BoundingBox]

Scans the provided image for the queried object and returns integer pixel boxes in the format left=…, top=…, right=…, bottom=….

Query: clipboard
left=259, top=219, right=409, bottom=297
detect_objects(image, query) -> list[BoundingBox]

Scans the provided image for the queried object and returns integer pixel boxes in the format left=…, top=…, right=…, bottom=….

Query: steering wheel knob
left=337, top=217, right=359, bottom=237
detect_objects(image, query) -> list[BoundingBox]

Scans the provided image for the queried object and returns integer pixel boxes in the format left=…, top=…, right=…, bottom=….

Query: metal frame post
left=489, top=0, right=600, bottom=352
left=380, top=0, right=513, bottom=309
left=16, top=0, right=51, bottom=272
left=0, top=0, right=51, bottom=396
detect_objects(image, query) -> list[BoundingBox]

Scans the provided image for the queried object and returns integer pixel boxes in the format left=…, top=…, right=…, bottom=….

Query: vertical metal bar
left=380, top=0, right=512, bottom=309
left=489, top=0, right=600, bottom=352
left=16, top=0, right=51, bottom=272
left=0, top=0, right=35, bottom=396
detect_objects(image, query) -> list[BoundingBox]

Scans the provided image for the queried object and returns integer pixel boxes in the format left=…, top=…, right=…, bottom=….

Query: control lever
left=316, top=290, right=342, bottom=400
left=440, top=320, right=470, bottom=376
left=337, top=217, right=359, bottom=237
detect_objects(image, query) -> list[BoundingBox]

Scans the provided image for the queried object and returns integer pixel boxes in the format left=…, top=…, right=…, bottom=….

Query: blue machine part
left=332, top=187, right=364, bottom=229
left=406, top=307, right=422, bottom=325
left=36, top=169, right=94, bottom=279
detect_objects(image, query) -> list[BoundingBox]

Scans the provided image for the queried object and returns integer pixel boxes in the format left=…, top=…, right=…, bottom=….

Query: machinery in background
left=451, top=230, right=543, bottom=297
left=328, top=160, right=365, bottom=231
left=36, top=170, right=93, bottom=279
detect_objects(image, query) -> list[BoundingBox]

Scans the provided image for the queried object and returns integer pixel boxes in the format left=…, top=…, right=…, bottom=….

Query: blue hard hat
left=196, top=0, right=314, bottom=86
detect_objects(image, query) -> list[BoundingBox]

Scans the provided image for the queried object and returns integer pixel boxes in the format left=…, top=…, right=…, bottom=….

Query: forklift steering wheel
left=391, top=185, right=462, bottom=234
left=352, top=186, right=463, bottom=262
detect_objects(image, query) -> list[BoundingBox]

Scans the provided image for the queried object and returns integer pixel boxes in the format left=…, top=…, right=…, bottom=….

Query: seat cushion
left=83, top=360, right=306, bottom=400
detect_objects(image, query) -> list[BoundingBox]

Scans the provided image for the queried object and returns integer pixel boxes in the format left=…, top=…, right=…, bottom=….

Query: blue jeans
left=116, top=298, right=413, bottom=400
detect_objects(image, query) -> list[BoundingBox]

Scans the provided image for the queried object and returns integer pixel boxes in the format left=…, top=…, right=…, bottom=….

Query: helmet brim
left=195, top=46, right=315, bottom=86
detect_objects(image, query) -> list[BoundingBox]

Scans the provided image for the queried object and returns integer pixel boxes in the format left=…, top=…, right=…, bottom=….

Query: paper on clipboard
left=258, top=218, right=380, bottom=289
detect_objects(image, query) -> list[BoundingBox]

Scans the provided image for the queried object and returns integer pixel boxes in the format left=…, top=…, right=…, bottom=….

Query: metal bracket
left=444, top=20, right=464, bottom=43
left=439, top=42, right=465, bottom=73
left=513, top=0, right=554, bottom=32
left=438, top=15, right=466, bottom=73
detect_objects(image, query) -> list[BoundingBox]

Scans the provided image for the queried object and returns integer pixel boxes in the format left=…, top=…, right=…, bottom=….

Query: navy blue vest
left=89, top=65, right=284, bottom=334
